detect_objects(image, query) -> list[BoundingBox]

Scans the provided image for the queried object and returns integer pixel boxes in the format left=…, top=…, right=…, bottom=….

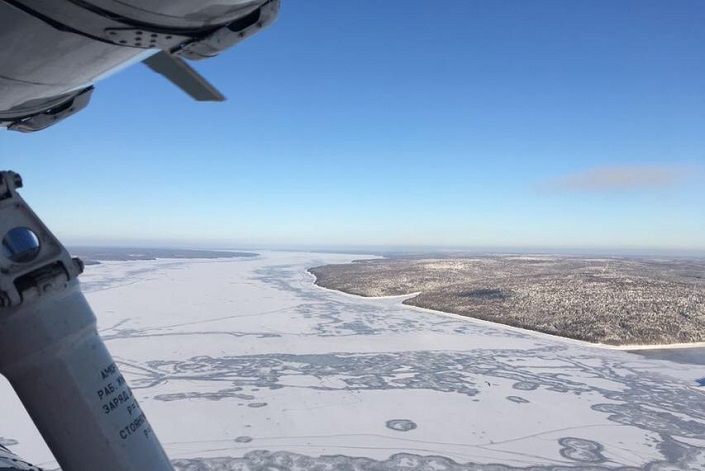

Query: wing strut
left=143, top=51, right=226, bottom=102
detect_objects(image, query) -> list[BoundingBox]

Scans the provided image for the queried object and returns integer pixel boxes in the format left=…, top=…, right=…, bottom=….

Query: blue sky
left=2, top=1, right=704, bottom=253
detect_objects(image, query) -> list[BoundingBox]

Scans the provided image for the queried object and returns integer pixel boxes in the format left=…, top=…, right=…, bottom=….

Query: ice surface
left=1, top=252, right=705, bottom=470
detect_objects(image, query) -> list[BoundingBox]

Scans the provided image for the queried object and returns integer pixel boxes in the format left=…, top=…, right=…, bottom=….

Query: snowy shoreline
left=306, top=268, right=705, bottom=353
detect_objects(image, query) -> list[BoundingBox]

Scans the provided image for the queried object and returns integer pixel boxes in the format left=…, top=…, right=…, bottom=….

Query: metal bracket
left=100, top=0, right=280, bottom=57
left=179, top=0, right=280, bottom=60
left=0, top=171, right=83, bottom=308
left=6, top=87, right=94, bottom=133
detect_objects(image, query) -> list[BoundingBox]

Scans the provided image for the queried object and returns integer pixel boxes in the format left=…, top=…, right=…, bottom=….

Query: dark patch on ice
left=386, top=419, right=418, bottom=432
left=247, top=402, right=267, bottom=408
left=559, top=437, right=607, bottom=463
left=170, top=438, right=705, bottom=471
left=629, top=346, right=705, bottom=367
left=512, top=381, right=539, bottom=391
left=592, top=403, right=705, bottom=438
left=138, top=346, right=705, bottom=448
left=234, top=436, right=253, bottom=443
left=154, top=388, right=255, bottom=402
left=506, top=396, right=529, bottom=404
left=338, top=320, right=378, bottom=335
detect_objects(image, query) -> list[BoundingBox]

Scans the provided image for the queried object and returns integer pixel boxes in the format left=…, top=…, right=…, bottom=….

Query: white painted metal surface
left=0, top=171, right=173, bottom=471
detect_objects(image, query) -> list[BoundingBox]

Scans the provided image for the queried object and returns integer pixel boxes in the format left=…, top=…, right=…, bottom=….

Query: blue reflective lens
left=2, top=227, right=40, bottom=263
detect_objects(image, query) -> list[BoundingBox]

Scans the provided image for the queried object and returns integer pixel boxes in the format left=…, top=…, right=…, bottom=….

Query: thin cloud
left=540, top=165, right=697, bottom=193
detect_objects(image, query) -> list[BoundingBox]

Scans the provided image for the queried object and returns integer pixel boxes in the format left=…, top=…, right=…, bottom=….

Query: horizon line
left=65, top=243, right=705, bottom=259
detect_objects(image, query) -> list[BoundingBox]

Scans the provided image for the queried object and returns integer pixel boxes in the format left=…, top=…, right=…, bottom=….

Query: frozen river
left=2, top=252, right=705, bottom=470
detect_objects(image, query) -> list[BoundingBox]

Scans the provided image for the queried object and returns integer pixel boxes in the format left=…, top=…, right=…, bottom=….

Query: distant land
left=309, top=255, right=705, bottom=346
left=68, top=246, right=258, bottom=265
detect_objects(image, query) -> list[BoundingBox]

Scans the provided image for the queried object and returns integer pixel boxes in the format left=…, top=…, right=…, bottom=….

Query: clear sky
left=2, top=1, right=704, bottom=254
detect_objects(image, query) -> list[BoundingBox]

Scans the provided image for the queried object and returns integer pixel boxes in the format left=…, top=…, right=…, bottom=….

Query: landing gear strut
left=0, top=171, right=173, bottom=471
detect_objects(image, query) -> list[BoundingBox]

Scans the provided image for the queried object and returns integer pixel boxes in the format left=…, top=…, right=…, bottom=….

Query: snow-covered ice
left=2, top=251, right=705, bottom=470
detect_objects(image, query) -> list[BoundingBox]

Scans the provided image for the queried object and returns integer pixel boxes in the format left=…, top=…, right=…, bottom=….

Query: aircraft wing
left=0, top=0, right=279, bottom=132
